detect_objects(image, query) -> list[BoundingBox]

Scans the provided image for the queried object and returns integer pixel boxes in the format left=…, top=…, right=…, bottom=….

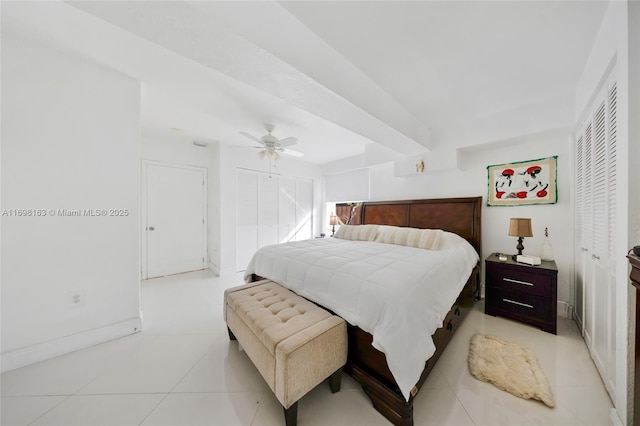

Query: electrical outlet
left=71, top=294, right=81, bottom=304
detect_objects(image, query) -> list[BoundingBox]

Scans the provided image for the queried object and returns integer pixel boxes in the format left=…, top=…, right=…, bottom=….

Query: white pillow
left=375, top=226, right=443, bottom=250
left=334, top=224, right=379, bottom=242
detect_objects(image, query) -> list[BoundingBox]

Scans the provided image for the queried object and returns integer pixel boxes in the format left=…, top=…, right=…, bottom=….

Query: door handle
left=148, top=226, right=155, bottom=231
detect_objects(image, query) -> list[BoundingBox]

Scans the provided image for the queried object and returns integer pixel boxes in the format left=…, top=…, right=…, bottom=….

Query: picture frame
left=487, top=156, right=558, bottom=206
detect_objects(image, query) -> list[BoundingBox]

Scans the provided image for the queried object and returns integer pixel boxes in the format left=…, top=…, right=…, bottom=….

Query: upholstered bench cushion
left=226, top=281, right=333, bottom=355
left=225, top=280, right=347, bottom=425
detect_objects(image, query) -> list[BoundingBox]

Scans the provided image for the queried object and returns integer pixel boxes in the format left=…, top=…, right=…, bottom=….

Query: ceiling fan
left=239, top=123, right=304, bottom=160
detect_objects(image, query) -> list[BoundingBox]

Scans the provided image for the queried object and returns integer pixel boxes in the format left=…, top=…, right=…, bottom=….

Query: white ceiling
left=2, top=0, right=609, bottom=165
left=281, top=1, right=608, bottom=129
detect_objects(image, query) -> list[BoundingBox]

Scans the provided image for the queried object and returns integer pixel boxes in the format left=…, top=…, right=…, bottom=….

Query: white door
left=236, top=170, right=258, bottom=271
left=575, top=81, right=617, bottom=402
left=258, top=174, right=279, bottom=247
left=146, top=163, right=206, bottom=278
left=294, top=179, right=313, bottom=241
left=235, top=169, right=313, bottom=271
left=590, top=101, right=613, bottom=393
left=279, top=176, right=297, bottom=243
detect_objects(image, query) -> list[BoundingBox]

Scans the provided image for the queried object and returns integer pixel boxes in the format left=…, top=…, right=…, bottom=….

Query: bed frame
left=252, top=196, right=482, bottom=425
left=347, top=196, right=482, bottom=426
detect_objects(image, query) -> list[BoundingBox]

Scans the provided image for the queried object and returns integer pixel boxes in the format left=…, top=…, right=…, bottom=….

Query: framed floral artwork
left=487, top=156, right=558, bottom=206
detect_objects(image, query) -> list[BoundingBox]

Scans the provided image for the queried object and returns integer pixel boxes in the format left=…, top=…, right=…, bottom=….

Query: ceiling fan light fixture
left=239, top=123, right=304, bottom=161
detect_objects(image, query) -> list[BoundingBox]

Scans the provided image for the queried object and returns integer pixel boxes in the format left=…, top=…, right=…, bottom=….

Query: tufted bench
left=224, top=280, right=347, bottom=426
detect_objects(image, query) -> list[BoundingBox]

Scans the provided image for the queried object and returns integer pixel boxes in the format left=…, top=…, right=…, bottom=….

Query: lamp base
left=515, top=237, right=524, bottom=255
left=511, top=237, right=525, bottom=261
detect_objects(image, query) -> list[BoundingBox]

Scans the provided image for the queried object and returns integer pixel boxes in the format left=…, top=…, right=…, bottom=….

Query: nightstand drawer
left=487, top=267, right=551, bottom=298
left=484, top=253, right=557, bottom=334
left=486, top=288, right=552, bottom=320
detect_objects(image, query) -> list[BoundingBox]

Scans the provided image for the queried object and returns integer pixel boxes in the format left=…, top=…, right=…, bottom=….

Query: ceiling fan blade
left=277, top=137, right=298, bottom=147
left=281, top=148, right=304, bottom=158
left=239, top=131, right=265, bottom=145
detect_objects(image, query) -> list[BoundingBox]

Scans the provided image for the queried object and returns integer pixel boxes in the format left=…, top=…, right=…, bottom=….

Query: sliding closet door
left=258, top=174, right=279, bottom=248
left=279, top=176, right=297, bottom=243
left=294, top=179, right=313, bottom=241
left=574, top=80, right=617, bottom=401
left=236, top=169, right=313, bottom=271
left=236, top=170, right=259, bottom=271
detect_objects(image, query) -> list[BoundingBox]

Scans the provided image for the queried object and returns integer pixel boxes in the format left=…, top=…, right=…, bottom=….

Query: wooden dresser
left=628, top=253, right=640, bottom=426
left=485, top=252, right=558, bottom=334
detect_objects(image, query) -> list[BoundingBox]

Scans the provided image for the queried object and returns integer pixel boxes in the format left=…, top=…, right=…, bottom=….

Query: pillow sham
left=334, top=224, right=379, bottom=242
left=374, top=226, right=443, bottom=250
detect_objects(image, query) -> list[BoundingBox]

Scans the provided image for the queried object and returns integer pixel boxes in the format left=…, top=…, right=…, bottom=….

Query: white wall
left=629, top=0, right=640, bottom=252
left=1, top=36, right=141, bottom=371
left=365, top=131, right=572, bottom=304
left=141, top=136, right=321, bottom=276
left=140, top=134, right=221, bottom=274
left=219, top=144, right=323, bottom=275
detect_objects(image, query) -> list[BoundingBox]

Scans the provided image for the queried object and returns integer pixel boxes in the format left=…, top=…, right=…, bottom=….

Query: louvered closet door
left=574, top=134, right=586, bottom=327
left=574, top=80, right=617, bottom=402
left=591, top=101, right=612, bottom=392
left=582, top=121, right=594, bottom=348
left=605, top=84, right=618, bottom=397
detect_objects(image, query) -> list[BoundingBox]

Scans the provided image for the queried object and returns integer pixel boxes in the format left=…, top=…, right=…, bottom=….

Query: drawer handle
left=503, top=278, right=534, bottom=287
left=592, top=254, right=601, bottom=260
left=454, top=307, right=461, bottom=316
left=503, top=298, right=534, bottom=309
left=446, top=320, right=453, bottom=331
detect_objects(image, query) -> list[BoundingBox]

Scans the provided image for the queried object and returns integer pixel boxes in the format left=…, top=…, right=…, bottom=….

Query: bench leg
left=227, top=327, right=237, bottom=341
left=329, top=368, right=342, bottom=393
left=283, top=401, right=298, bottom=426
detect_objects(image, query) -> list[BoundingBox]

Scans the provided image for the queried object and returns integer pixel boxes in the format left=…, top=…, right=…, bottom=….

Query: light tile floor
left=1, top=270, right=613, bottom=425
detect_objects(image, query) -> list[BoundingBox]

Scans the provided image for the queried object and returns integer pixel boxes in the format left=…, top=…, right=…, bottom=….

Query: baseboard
left=573, top=308, right=584, bottom=331
left=207, top=262, right=220, bottom=276
left=557, top=301, right=571, bottom=318
left=1, top=317, right=142, bottom=373
left=220, top=267, right=240, bottom=277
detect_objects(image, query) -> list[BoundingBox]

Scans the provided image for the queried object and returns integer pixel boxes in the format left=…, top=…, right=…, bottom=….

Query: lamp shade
left=508, top=218, right=533, bottom=237
left=329, top=215, right=339, bottom=226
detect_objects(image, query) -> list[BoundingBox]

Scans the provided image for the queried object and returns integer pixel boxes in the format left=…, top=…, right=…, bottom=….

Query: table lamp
left=508, top=218, right=533, bottom=259
left=330, top=214, right=338, bottom=237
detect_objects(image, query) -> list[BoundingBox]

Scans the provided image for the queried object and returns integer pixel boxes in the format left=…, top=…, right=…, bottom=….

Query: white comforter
left=244, top=231, right=479, bottom=401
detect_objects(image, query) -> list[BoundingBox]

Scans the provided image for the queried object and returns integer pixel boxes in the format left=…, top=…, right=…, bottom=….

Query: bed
left=245, top=196, right=482, bottom=425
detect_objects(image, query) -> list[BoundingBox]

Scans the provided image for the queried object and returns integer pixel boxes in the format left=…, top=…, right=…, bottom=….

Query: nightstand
left=485, top=253, right=558, bottom=334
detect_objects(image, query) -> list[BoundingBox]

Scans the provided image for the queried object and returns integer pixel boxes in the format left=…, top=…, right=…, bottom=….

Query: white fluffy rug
left=468, top=333, right=555, bottom=407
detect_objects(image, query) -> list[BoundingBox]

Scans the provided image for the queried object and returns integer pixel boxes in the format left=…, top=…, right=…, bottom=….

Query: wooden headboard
left=361, top=196, right=482, bottom=256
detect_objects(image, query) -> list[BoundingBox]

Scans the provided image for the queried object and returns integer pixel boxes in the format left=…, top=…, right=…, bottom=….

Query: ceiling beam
left=67, top=0, right=431, bottom=155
